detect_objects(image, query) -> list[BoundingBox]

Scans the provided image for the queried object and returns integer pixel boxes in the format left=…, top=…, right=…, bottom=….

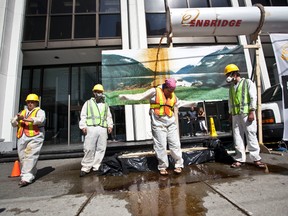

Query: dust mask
left=95, top=93, right=104, bottom=98
left=226, top=76, right=234, bottom=83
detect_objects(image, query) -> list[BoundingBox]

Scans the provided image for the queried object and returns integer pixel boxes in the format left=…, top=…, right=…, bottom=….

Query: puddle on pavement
left=42, top=161, right=288, bottom=195
left=40, top=161, right=288, bottom=215
left=66, top=163, right=240, bottom=215
left=64, top=163, right=239, bottom=194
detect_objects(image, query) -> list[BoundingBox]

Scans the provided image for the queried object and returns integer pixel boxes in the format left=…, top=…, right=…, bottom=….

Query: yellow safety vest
left=150, top=87, right=176, bottom=117
left=17, top=108, right=40, bottom=138
left=86, top=99, right=108, bottom=127
left=229, top=79, right=250, bottom=115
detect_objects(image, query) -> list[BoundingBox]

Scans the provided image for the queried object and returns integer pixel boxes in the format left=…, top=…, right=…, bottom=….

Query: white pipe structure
left=169, top=5, right=288, bottom=152
left=170, top=6, right=288, bottom=37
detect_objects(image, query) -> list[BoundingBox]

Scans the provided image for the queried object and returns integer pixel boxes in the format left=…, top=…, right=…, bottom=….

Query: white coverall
left=79, top=98, right=113, bottom=172
left=120, top=87, right=195, bottom=170
left=228, top=78, right=261, bottom=163
left=11, top=108, right=46, bottom=183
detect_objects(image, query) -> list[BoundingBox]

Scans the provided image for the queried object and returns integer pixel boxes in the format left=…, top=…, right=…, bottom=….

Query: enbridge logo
left=181, top=9, right=242, bottom=27
left=281, top=43, right=288, bottom=61
left=181, top=9, right=200, bottom=25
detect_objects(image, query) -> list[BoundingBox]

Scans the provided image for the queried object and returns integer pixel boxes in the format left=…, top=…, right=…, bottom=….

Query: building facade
left=0, top=0, right=286, bottom=150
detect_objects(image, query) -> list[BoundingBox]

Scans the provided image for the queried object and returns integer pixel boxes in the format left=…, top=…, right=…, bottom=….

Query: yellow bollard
left=209, top=117, right=218, bottom=137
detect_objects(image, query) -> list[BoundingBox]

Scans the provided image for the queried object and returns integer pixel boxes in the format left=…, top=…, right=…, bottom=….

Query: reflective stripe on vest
left=17, top=108, right=40, bottom=138
left=229, top=79, right=250, bottom=115
left=150, top=87, right=176, bottom=117
left=86, top=99, right=108, bottom=127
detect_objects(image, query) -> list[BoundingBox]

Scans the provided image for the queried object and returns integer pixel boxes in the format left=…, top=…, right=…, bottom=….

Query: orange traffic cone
left=9, top=160, right=21, bottom=177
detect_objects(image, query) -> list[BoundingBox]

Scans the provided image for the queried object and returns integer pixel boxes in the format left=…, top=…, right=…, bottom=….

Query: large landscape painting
left=102, top=45, right=247, bottom=106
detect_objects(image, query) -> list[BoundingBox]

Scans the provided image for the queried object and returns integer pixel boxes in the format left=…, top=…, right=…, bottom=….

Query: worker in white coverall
left=224, top=64, right=266, bottom=168
left=79, top=84, right=113, bottom=177
left=119, top=78, right=196, bottom=175
left=11, top=93, right=46, bottom=187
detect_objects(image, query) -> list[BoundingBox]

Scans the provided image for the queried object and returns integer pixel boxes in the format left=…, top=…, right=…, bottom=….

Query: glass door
left=42, top=67, right=69, bottom=144
left=70, top=65, right=99, bottom=144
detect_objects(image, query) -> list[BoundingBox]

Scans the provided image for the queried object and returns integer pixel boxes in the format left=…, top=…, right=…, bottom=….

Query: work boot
left=79, top=171, right=89, bottom=177
left=18, top=180, right=30, bottom=187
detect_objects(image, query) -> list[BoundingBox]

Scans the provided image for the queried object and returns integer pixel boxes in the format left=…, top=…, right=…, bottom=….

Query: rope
left=153, top=4, right=173, bottom=87
left=251, top=4, right=265, bottom=42
left=154, top=35, right=166, bottom=87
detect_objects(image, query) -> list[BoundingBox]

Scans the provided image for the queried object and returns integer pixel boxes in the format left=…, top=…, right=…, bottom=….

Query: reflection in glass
left=75, top=0, right=96, bottom=13
left=32, top=69, right=41, bottom=94
left=50, top=16, right=72, bottom=39
left=189, top=0, right=209, bottom=8
left=70, top=66, right=98, bottom=143
left=210, top=0, right=231, bottom=7
left=146, top=14, right=166, bottom=36
left=99, top=15, right=121, bottom=37
left=251, top=0, right=271, bottom=6
left=271, top=0, right=288, bottom=6
left=26, top=0, right=48, bottom=14
left=167, top=0, right=187, bottom=8
left=42, top=68, right=69, bottom=144
left=20, top=69, right=32, bottom=109
left=99, top=0, right=120, bottom=12
left=51, top=0, right=73, bottom=14
left=23, top=17, right=46, bottom=41
left=145, top=0, right=165, bottom=12
left=75, top=15, right=96, bottom=38
left=20, top=65, right=127, bottom=144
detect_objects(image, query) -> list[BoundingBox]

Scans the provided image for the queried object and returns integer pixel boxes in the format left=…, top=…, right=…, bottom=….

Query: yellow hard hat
left=224, top=64, right=239, bottom=75
left=92, top=84, right=104, bottom=92
left=25, top=93, right=39, bottom=102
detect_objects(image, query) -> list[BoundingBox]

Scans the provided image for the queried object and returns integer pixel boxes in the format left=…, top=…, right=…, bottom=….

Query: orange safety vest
left=17, top=108, right=40, bottom=138
left=150, top=87, right=176, bottom=117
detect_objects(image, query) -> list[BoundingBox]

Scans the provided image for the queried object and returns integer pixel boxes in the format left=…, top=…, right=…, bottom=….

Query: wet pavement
left=0, top=151, right=288, bottom=216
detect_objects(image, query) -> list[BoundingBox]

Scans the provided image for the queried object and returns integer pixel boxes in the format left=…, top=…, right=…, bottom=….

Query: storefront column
left=0, top=0, right=25, bottom=150
left=124, top=0, right=151, bottom=141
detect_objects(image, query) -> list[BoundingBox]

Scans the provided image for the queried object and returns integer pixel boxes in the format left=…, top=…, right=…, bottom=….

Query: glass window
left=51, top=0, right=73, bottom=14
left=21, top=65, right=127, bottom=145
left=49, top=16, right=72, bottom=39
left=74, top=65, right=98, bottom=101
left=238, top=0, right=246, bottom=6
left=75, top=15, right=96, bottom=38
left=271, top=0, right=288, bottom=6
left=146, top=14, right=166, bottom=36
left=100, top=0, right=120, bottom=12
left=99, top=14, right=121, bottom=37
left=23, top=17, right=46, bottom=41
left=26, top=0, right=48, bottom=14
left=75, top=0, right=96, bottom=13
left=189, top=0, right=209, bottom=7
left=24, top=0, right=121, bottom=42
left=251, top=0, right=271, bottom=6
left=145, top=0, right=165, bottom=12
left=168, top=0, right=187, bottom=8
left=32, top=68, right=41, bottom=94
left=262, top=84, right=282, bottom=103
left=20, top=69, right=32, bottom=109
left=211, top=0, right=231, bottom=7
left=70, top=66, right=98, bottom=143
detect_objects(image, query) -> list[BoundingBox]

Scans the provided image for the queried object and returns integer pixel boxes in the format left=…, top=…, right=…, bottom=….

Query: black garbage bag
left=213, top=145, right=235, bottom=164
left=98, top=154, right=123, bottom=176
left=182, top=149, right=214, bottom=166
left=203, top=138, right=221, bottom=149
left=118, top=156, right=152, bottom=174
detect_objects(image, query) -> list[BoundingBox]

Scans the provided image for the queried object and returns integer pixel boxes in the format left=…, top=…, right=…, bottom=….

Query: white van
left=261, top=84, right=284, bottom=141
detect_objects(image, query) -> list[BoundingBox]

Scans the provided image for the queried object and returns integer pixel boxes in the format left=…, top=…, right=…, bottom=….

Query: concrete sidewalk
left=0, top=151, right=287, bottom=216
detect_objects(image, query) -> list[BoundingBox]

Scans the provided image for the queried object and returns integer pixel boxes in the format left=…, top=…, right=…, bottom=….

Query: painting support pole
left=244, top=40, right=270, bottom=154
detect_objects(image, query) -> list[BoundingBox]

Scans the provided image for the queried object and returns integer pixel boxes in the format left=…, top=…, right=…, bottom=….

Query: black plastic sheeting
left=99, top=139, right=235, bottom=176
